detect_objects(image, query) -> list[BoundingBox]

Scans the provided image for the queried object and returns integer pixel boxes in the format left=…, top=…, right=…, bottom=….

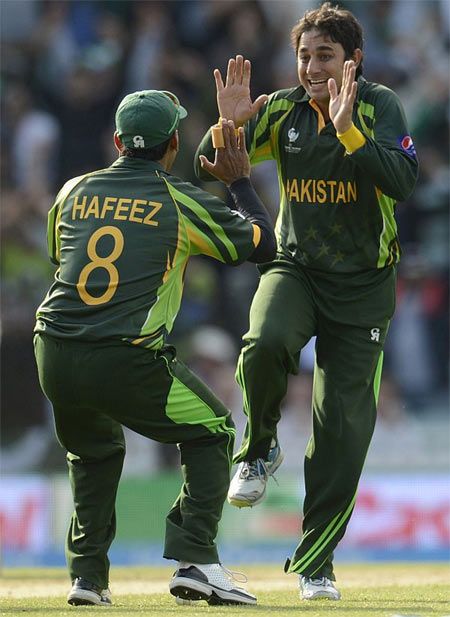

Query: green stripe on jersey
left=47, top=203, right=60, bottom=263
left=357, top=101, right=398, bottom=268
left=376, top=189, right=398, bottom=267
left=253, top=97, right=292, bottom=146
left=182, top=217, right=224, bottom=260
left=138, top=234, right=188, bottom=340
left=357, top=100, right=375, bottom=138
left=250, top=98, right=295, bottom=164
left=48, top=174, right=89, bottom=262
left=272, top=105, right=296, bottom=241
left=164, top=180, right=238, bottom=262
left=271, top=104, right=294, bottom=162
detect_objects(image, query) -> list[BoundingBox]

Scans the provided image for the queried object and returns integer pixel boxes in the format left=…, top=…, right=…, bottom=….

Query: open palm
left=328, top=60, right=358, bottom=134
left=215, top=55, right=268, bottom=126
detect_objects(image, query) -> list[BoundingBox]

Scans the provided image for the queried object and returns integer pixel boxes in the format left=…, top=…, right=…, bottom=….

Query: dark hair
left=291, top=2, right=364, bottom=77
left=122, top=135, right=172, bottom=161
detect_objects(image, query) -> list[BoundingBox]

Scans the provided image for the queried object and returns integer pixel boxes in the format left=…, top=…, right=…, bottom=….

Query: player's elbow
left=247, top=234, right=277, bottom=263
left=393, top=157, right=419, bottom=201
left=389, top=176, right=418, bottom=202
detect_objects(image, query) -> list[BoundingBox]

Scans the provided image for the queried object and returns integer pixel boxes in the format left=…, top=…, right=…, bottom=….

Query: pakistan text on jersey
left=71, top=195, right=162, bottom=226
left=286, top=179, right=357, bottom=204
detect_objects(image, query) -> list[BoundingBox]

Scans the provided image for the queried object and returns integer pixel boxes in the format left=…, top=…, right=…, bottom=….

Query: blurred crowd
left=1, top=0, right=449, bottom=473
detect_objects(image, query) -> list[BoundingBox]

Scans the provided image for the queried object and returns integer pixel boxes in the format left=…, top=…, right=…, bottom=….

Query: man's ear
left=170, top=131, right=179, bottom=153
left=114, top=131, right=123, bottom=154
left=352, top=48, right=363, bottom=68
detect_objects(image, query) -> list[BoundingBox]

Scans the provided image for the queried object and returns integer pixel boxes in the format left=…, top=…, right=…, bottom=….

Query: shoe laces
left=179, top=562, right=248, bottom=586
left=220, top=565, right=248, bottom=584
left=304, top=576, right=330, bottom=586
left=239, top=458, right=279, bottom=485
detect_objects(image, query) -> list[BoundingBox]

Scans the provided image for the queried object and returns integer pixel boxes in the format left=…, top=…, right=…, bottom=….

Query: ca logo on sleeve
left=133, top=135, right=145, bottom=148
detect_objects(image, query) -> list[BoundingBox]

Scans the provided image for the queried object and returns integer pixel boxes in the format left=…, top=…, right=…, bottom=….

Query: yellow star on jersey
left=329, top=222, right=343, bottom=236
left=331, top=250, right=345, bottom=266
left=304, top=226, right=318, bottom=241
left=317, top=242, right=330, bottom=257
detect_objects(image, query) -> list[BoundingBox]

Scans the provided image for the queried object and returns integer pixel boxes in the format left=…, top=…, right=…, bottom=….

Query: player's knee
left=243, top=330, right=289, bottom=360
left=65, top=441, right=126, bottom=463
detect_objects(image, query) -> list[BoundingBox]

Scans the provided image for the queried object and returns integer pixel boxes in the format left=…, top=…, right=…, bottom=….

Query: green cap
left=115, top=90, right=188, bottom=149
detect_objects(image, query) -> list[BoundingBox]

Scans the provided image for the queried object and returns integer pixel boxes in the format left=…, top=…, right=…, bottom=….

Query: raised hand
left=328, top=60, right=358, bottom=134
left=199, top=119, right=250, bottom=186
left=214, top=55, right=268, bottom=126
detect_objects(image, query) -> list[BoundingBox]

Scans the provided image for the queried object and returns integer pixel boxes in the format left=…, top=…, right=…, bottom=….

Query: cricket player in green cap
left=195, top=1, right=418, bottom=602
left=34, top=88, right=276, bottom=607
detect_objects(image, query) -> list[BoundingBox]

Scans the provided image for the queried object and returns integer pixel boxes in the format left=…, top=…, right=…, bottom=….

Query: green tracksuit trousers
left=233, top=258, right=396, bottom=580
left=34, top=334, right=235, bottom=588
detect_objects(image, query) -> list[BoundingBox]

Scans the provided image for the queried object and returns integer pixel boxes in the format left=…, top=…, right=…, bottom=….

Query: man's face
left=297, top=29, right=347, bottom=105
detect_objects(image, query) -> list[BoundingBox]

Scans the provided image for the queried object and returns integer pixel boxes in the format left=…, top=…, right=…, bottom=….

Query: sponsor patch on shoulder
left=398, top=135, right=416, bottom=158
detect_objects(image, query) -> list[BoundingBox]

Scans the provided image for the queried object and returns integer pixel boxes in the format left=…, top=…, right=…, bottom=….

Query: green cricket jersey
left=196, top=76, right=418, bottom=272
left=35, top=157, right=260, bottom=347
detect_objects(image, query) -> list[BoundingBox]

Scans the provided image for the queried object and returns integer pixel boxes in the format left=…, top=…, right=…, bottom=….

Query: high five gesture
left=195, top=2, right=418, bottom=606
left=214, top=55, right=268, bottom=126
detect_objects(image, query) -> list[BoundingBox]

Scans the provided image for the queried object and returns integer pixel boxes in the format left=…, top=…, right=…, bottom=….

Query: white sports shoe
left=169, top=562, right=257, bottom=605
left=67, top=577, right=112, bottom=606
left=299, top=576, right=341, bottom=600
left=227, top=439, right=283, bottom=507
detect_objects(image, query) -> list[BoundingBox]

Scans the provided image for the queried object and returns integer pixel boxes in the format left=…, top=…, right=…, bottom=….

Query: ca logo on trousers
left=370, top=328, right=380, bottom=342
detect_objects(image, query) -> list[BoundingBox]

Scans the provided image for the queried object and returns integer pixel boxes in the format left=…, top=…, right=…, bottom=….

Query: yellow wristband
left=336, top=123, right=366, bottom=154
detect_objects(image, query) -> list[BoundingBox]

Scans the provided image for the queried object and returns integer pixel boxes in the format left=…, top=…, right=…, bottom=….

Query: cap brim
left=178, top=105, right=188, bottom=119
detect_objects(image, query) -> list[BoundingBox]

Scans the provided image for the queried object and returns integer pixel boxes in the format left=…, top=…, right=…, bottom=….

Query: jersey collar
left=111, top=156, right=166, bottom=173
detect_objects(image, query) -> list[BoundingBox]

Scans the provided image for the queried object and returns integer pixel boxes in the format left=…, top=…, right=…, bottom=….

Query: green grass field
left=1, top=564, right=449, bottom=616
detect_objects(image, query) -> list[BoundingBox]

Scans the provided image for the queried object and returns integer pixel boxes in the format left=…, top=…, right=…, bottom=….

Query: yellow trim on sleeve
left=337, top=123, right=366, bottom=154
left=251, top=223, right=261, bottom=248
